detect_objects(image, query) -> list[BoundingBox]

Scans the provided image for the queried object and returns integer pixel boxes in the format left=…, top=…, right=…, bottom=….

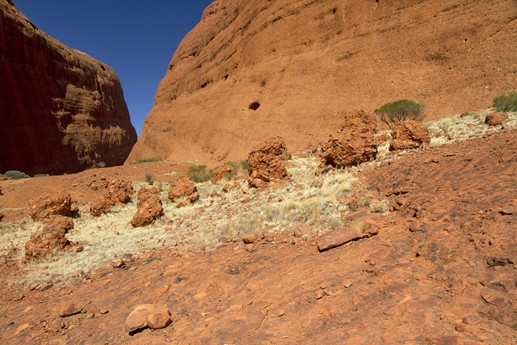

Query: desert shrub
left=493, top=91, right=517, bottom=112
left=240, top=160, right=249, bottom=170
left=374, top=99, right=426, bottom=126
left=131, top=157, right=161, bottom=164
left=4, top=170, right=30, bottom=179
left=188, top=165, right=211, bottom=183
left=145, top=171, right=154, bottom=185
left=224, top=161, right=239, bottom=170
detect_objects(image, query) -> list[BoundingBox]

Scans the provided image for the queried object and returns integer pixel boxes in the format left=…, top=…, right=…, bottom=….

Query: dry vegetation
left=1, top=108, right=516, bottom=286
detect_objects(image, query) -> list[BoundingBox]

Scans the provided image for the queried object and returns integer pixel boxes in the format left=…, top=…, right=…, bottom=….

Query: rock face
left=248, top=137, right=290, bottom=188
left=128, top=0, right=516, bottom=164
left=0, top=0, right=137, bottom=175
left=320, top=110, right=378, bottom=168
left=389, top=120, right=431, bottom=151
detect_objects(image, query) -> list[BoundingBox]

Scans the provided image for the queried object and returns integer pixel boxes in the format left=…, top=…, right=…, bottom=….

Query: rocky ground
left=0, top=110, right=515, bottom=344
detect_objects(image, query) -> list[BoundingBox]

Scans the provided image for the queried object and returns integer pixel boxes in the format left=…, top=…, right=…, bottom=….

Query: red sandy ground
left=0, top=130, right=515, bottom=344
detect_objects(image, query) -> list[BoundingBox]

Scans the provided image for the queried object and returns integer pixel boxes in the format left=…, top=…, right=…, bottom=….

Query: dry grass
left=4, top=108, right=515, bottom=286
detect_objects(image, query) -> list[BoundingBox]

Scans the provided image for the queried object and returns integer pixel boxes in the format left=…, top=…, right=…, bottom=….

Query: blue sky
left=13, top=1, right=213, bottom=137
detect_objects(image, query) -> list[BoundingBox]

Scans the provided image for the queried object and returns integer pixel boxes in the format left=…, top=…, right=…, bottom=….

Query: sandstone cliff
left=0, top=0, right=137, bottom=175
left=129, top=0, right=516, bottom=164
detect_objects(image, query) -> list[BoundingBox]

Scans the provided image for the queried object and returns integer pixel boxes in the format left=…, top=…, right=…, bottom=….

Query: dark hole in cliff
left=201, top=81, right=209, bottom=89
left=100, top=65, right=106, bottom=71
left=260, top=80, right=266, bottom=87
left=224, top=74, right=229, bottom=80
left=249, top=102, right=261, bottom=111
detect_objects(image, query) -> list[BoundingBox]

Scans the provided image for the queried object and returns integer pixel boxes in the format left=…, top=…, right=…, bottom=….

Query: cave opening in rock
left=249, top=101, right=261, bottom=110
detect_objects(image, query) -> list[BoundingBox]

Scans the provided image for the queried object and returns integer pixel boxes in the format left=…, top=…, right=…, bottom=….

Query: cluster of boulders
left=247, top=136, right=291, bottom=188
left=125, top=304, right=172, bottom=334
left=25, top=191, right=82, bottom=260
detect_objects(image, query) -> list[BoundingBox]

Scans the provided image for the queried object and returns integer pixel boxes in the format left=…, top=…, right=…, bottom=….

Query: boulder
left=131, top=188, right=163, bottom=227
left=211, top=165, right=237, bottom=184
left=247, top=137, right=290, bottom=188
left=168, top=176, right=198, bottom=202
left=0, top=1, right=137, bottom=175
left=389, top=120, right=430, bottom=151
left=90, top=196, right=116, bottom=217
left=24, top=216, right=75, bottom=260
left=485, top=112, right=508, bottom=126
left=320, top=110, right=378, bottom=168
left=30, top=191, right=72, bottom=221
left=108, top=179, right=134, bottom=204
left=90, top=179, right=134, bottom=217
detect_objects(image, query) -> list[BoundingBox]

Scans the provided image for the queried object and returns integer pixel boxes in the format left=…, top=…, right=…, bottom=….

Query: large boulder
left=24, top=216, right=76, bottom=260
left=90, top=179, right=134, bottom=217
left=320, top=110, right=378, bottom=168
left=0, top=0, right=137, bottom=175
left=131, top=188, right=163, bottom=227
left=168, top=176, right=198, bottom=202
left=30, top=191, right=72, bottom=221
left=247, top=137, right=290, bottom=188
left=389, top=120, right=430, bottom=151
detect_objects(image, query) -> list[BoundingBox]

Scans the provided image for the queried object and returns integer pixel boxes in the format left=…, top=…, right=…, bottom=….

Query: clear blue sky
left=13, top=0, right=213, bottom=137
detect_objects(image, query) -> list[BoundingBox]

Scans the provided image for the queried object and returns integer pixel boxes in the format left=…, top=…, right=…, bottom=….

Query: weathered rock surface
left=24, top=216, right=75, bottom=260
left=320, top=110, right=378, bottom=168
left=247, top=137, right=290, bottom=188
left=389, top=120, right=431, bottom=151
left=128, top=0, right=516, bottom=164
left=131, top=188, right=163, bottom=227
left=30, top=191, right=72, bottom=221
left=317, top=227, right=378, bottom=252
left=168, top=176, right=198, bottom=202
left=89, top=196, right=116, bottom=217
left=0, top=0, right=137, bottom=175
left=485, top=112, right=508, bottom=126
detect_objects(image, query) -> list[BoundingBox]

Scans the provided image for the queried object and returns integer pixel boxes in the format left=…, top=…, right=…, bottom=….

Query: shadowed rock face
left=128, top=0, right=516, bottom=164
left=0, top=0, right=137, bottom=175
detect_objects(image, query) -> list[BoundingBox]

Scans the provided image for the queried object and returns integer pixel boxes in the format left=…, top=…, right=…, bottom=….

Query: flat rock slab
left=317, top=227, right=378, bottom=252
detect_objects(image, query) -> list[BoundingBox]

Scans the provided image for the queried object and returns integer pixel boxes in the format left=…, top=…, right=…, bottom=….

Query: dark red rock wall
left=0, top=0, right=137, bottom=175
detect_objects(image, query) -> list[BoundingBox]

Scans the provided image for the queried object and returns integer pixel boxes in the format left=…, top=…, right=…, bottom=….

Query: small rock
left=487, top=257, right=513, bottom=267
left=112, top=258, right=125, bottom=268
left=485, top=112, right=508, bottom=126
left=146, top=304, right=172, bottom=330
left=59, top=302, right=83, bottom=317
left=242, top=232, right=259, bottom=244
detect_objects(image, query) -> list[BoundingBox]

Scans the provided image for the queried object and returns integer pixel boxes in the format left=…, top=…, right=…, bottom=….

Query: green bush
left=374, top=99, right=425, bottom=126
left=240, top=160, right=249, bottom=170
left=131, top=157, right=161, bottom=164
left=4, top=170, right=30, bottom=179
left=493, top=92, right=517, bottom=112
left=187, top=165, right=212, bottom=183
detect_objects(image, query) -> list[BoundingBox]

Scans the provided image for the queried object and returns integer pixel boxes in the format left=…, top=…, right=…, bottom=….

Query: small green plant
left=187, top=165, right=212, bottom=183
left=493, top=91, right=517, bottom=112
left=131, top=157, right=161, bottom=164
left=224, top=161, right=239, bottom=170
left=145, top=171, right=154, bottom=185
left=4, top=170, right=30, bottom=179
left=240, top=160, right=249, bottom=170
left=374, top=99, right=426, bottom=127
